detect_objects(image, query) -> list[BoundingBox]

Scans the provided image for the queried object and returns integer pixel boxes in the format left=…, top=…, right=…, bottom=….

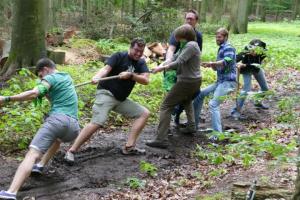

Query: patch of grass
left=70, top=38, right=96, bottom=49
left=276, top=96, right=300, bottom=124
left=194, top=128, right=297, bottom=168
left=139, top=160, right=158, bottom=177
left=95, top=39, right=128, bottom=55
left=125, top=177, right=146, bottom=189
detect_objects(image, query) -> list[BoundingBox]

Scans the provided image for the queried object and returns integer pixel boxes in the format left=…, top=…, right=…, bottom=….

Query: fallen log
left=231, top=182, right=293, bottom=200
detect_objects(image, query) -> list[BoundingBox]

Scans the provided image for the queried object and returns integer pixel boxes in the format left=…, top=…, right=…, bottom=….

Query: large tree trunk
left=229, top=0, right=250, bottom=34
left=0, top=0, right=46, bottom=80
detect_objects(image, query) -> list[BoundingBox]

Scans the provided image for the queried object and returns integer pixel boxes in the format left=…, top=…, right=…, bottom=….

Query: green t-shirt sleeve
left=43, top=74, right=56, bottom=86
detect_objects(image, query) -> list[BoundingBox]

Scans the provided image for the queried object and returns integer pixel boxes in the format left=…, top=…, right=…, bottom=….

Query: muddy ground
left=0, top=68, right=299, bottom=200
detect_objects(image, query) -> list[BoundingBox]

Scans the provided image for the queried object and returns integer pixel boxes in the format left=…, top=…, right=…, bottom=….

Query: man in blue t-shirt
left=163, top=9, right=203, bottom=128
left=65, top=38, right=151, bottom=161
left=0, top=58, right=79, bottom=200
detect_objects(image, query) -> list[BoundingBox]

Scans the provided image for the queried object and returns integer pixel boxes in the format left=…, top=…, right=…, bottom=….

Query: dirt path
left=0, top=68, right=299, bottom=200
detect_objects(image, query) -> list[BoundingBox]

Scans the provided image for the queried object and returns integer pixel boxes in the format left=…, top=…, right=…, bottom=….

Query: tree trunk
left=292, top=0, right=300, bottom=20
left=197, top=1, right=201, bottom=17
left=230, top=0, right=250, bottom=34
left=132, top=0, right=136, bottom=17
left=47, top=0, right=53, bottom=30
left=188, top=0, right=193, bottom=9
left=0, top=0, right=46, bottom=80
left=200, top=0, right=207, bottom=23
left=293, top=145, right=300, bottom=199
left=211, top=0, right=223, bottom=23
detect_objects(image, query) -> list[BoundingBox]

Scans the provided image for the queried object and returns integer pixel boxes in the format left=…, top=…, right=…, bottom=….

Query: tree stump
left=231, top=182, right=293, bottom=200
left=47, top=49, right=65, bottom=64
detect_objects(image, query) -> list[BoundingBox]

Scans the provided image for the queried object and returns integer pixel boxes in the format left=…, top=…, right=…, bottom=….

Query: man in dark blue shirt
left=163, top=9, right=203, bottom=128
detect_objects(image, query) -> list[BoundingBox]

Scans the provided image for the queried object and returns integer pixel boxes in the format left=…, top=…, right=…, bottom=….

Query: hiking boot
left=64, top=151, right=75, bottom=165
left=31, top=164, right=44, bottom=176
left=0, top=190, right=16, bottom=200
left=198, top=128, right=213, bottom=134
left=121, top=146, right=146, bottom=155
left=167, top=129, right=173, bottom=136
left=254, top=102, right=269, bottom=109
left=146, top=140, right=168, bottom=149
left=180, top=125, right=196, bottom=134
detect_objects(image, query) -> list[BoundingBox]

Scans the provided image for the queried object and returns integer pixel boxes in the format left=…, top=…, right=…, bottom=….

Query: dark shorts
left=30, top=114, right=80, bottom=153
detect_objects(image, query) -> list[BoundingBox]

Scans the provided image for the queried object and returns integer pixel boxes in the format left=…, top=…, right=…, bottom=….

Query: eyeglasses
left=186, top=17, right=196, bottom=21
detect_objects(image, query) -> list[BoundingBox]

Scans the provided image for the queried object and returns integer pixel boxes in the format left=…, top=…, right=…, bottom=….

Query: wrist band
left=4, top=96, right=11, bottom=103
left=130, top=73, right=134, bottom=79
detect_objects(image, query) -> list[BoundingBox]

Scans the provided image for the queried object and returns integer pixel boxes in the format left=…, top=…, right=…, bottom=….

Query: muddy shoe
left=64, top=151, right=75, bottom=165
left=121, top=146, right=146, bottom=155
left=254, top=102, right=269, bottom=109
left=180, top=126, right=196, bottom=134
left=146, top=140, right=168, bottom=149
left=31, top=164, right=44, bottom=176
left=0, top=190, right=16, bottom=200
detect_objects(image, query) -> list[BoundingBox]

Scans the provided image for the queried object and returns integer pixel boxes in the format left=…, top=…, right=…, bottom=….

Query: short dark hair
left=185, top=9, right=199, bottom=20
left=216, top=28, right=229, bottom=38
left=35, top=58, right=56, bottom=75
left=249, top=39, right=267, bottom=49
left=174, top=24, right=196, bottom=42
left=130, top=38, right=146, bottom=48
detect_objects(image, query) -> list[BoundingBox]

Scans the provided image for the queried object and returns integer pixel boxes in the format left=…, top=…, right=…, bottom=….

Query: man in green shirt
left=0, top=58, right=79, bottom=200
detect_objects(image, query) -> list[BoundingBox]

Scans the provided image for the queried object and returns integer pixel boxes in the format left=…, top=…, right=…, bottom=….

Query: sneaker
left=254, top=102, right=269, bottom=109
left=167, top=129, right=173, bottom=136
left=0, top=190, right=16, bottom=200
left=209, top=135, right=218, bottom=143
left=198, top=128, right=213, bottom=134
left=146, top=140, right=168, bottom=149
left=231, top=111, right=241, bottom=120
left=31, top=164, right=44, bottom=175
left=64, top=151, right=75, bottom=164
left=121, top=146, right=146, bottom=155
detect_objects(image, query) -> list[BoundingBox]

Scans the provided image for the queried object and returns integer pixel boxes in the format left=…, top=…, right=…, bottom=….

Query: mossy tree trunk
left=0, top=0, right=46, bottom=80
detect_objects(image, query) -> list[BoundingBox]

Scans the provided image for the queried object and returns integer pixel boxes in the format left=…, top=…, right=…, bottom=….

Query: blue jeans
left=193, top=81, right=236, bottom=132
left=233, top=69, right=269, bottom=113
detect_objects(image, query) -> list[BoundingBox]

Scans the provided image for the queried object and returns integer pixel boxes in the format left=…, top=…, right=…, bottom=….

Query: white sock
left=37, top=163, right=44, bottom=168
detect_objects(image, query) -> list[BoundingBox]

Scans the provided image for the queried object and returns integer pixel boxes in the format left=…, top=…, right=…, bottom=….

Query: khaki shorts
left=30, top=114, right=80, bottom=153
left=91, top=89, right=146, bottom=126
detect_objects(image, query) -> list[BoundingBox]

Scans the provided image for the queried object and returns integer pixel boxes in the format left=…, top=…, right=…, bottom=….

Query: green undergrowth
left=1, top=22, right=299, bottom=152
left=194, top=128, right=297, bottom=168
